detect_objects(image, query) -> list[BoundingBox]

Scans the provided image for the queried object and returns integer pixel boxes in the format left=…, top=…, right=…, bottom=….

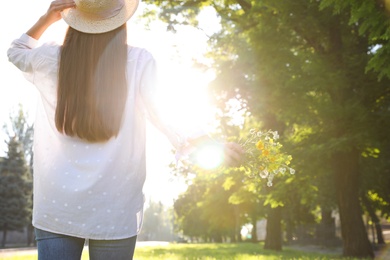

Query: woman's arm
left=7, top=1, right=75, bottom=78
left=27, top=0, right=75, bottom=40
left=138, top=53, right=244, bottom=167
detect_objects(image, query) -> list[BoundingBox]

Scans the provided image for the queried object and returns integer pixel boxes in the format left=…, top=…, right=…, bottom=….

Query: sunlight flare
left=193, top=143, right=224, bottom=170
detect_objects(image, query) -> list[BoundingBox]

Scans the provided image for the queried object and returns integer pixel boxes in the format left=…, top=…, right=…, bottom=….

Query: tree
left=361, top=194, right=385, bottom=245
left=1, top=104, right=34, bottom=246
left=3, top=104, right=34, bottom=168
left=0, top=138, right=32, bottom=247
left=174, top=178, right=210, bottom=241
left=173, top=171, right=239, bottom=242
left=144, top=1, right=390, bottom=257
left=139, top=200, right=176, bottom=241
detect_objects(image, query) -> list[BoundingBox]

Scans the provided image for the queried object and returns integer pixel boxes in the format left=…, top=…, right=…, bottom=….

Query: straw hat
left=61, top=0, right=139, bottom=34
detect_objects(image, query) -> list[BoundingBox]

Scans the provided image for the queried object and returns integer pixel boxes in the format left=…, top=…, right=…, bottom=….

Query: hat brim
left=61, top=0, right=139, bottom=34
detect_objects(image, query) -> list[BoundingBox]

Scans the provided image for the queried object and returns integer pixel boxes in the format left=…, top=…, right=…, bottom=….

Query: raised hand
left=223, top=142, right=244, bottom=167
left=26, top=0, right=76, bottom=40
left=43, top=0, right=76, bottom=26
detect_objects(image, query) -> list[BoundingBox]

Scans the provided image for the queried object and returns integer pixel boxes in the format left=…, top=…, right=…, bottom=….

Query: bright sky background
left=0, top=1, right=221, bottom=205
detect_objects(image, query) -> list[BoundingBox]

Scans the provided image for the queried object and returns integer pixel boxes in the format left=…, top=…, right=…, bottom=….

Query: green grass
left=134, top=243, right=343, bottom=260
left=0, top=242, right=367, bottom=260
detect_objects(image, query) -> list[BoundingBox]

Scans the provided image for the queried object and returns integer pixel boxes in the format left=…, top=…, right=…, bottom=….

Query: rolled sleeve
left=7, top=33, right=40, bottom=82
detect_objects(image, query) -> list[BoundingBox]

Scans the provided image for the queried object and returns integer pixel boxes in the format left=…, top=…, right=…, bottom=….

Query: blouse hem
left=32, top=223, right=139, bottom=240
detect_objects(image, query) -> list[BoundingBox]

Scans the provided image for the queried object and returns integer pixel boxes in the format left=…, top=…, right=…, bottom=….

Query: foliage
left=138, top=201, right=176, bottom=241
left=173, top=173, right=240, bottom=242
left=319, top=0, right=390, bottom=80
left=0, top=138, right=32, bottom=235
left=0, top=104, right=34, bottom=247
left=2, top=104, right=34, bottom=165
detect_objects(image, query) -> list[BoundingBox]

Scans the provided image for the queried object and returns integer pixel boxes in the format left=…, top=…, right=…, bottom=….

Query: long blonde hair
left=56, top=24, right=128, bottom=142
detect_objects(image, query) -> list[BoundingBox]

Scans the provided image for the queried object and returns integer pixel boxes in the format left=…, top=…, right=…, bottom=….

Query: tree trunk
left=361, top=194, right=385, bottom=245
left=264, top=207, right=282, bottom=251
left=27, top=223, right=35, bottom=246
left=212, top=232, right=223, bottom=243
left=233, top=205, right=241, bottom=242
left=237, top=226, right=242, bottom=242
left=1, top=224, right=7, bottom=248
left=251, top=218, right=258, bottom=242
left=285, top=217, right=294, bottom=245
left=317, top=208, right=337, bottom=247
left=333, top=150, right=374, bottom=258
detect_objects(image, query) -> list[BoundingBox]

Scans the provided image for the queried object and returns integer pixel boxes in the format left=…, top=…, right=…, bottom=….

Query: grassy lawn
left=0, top=242, right=366, bottom=260
left=134, top=243, right=342, bottom=260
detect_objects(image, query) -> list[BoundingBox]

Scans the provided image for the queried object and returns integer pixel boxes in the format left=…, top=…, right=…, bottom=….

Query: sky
left=0, top=0, right=221, bottom=205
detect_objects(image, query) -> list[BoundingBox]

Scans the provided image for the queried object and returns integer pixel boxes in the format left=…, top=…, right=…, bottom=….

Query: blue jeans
left=35, top=228, right=137, bottom=260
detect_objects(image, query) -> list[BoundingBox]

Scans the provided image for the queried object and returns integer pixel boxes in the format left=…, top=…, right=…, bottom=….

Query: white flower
left=259, top=170, right=269, bottom=178
left=290, top=168, right=295, bottom=174
left=273, top=131, right=279, bottom=140
left=279, top=167, right=286, bottom=174
left=267, top=181, right=273, bottom=187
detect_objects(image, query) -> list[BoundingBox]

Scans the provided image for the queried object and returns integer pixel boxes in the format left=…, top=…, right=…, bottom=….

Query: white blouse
left=7, top=33, right=181, bottom=240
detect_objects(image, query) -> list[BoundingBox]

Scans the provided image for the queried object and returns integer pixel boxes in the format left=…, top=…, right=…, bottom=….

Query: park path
left=0, top=247, right=37, bottom=258
left=375, top=244, right=390, bottom=260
